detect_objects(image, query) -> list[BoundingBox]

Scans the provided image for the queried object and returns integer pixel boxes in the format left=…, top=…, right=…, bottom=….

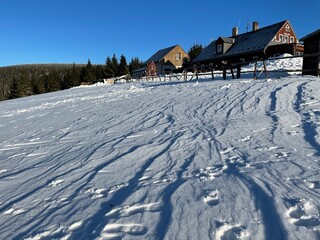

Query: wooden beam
left=237, top=65, right=241, bottom=79
left=223, top=67, right=227, bottom=80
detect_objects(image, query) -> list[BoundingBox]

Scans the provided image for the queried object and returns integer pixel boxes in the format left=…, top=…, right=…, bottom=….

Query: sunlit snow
left=0, top=57, right=319, bottom=239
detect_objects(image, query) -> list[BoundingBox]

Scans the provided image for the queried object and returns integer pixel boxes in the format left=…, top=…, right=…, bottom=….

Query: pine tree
left=45, top=70, right=61, bottom=92
left=111, top=54, right=119, bottom=77
left=9, top=77, right=21, bottom=99
left=95, top=65, right=107, bottom=80
left=105, top=56, right=114, bottom=77
left=81, top=59, right=95, bottom=83
left=118, top=54, right=129, bottom=76
left=20, top=70, right=33, bottom=96
left=188, top=44, right=203, bottom=61
left=62, top=63, right=81, bottom=89
left=71, top=63, right=81, bottom=86
left=129, top=57, right=144, bottom=74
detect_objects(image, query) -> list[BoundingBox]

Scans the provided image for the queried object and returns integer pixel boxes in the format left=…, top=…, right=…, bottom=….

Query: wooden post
left=253, top=62, right=257, bottom=79
left=230, top=65, right=235, bottom=79
left=263, top=60, right=268, bottom=79
left=237, top=65, right=241, bottom=79
left=196, top=68, right=199, bottom=80
left=211, top=67, right=214, bottom=80
left=223, top=67, right=227, bottom=80
left=318, top=55, right=320, bottom=77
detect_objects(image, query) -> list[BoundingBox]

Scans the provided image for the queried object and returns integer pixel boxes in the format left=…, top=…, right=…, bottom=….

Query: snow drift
left=0, top=58, right=320, bottom=239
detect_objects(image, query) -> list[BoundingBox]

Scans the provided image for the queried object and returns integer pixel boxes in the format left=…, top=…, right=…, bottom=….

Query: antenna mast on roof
left=238, top=16, right=242, bottom=32
left=246, top=19, right=250, bottom=32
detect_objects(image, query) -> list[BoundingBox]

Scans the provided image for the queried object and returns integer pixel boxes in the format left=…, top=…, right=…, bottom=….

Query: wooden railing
left=131, top=53, right=320, bottom=82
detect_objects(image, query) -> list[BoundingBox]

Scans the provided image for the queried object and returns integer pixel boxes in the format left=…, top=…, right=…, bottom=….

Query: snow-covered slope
left=1, top=74, right=320, bottom=239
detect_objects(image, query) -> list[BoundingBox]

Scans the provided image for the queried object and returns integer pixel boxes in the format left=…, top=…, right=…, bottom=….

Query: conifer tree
left=45, top=70, right=61, bottom=92
left=9, top=77, right=21, bottom=99
left=188, top=44, right=203, bottom=61
left=105, top=56, right=114, bottom=77
left=129, top=57, right=144, bottom=74
left=62, top=63, right=81, bottom=89
left=81, top=59, right=95, bottom=83
left=118, top=54, right=129, bottom=76
left=111, top=54, right=119, bottom=77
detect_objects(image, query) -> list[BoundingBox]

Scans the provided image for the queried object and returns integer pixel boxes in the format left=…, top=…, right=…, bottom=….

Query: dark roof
left=193, top=41, right=217, bottom=63
left=301, top=29, right=320, bottom=41
left=218, top=37, right=234, bottom=44
left=146, top=45, right=177, bottom=64
left=132, top=67, right=146, bottom=73
left=194, top=20, right=287, bottom=63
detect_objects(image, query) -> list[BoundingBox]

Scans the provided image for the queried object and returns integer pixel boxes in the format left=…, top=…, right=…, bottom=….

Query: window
left=284, top=35, right=288, bottom=43
left=240, top=58, right=245, bottom=63
left=290, top=36, right=295, bottom=43
left=217, top=44, right=222, bottom=53
left=176, top=53, right=181, bottom=60
left=279, top=34, right=283, bottom=42
left=252, top=56, right=258, bottom=61
left=285, top=24, right=291, bottom=33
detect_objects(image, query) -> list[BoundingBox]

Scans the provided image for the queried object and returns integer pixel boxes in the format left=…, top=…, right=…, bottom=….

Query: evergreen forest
left=0, top=55, right=144, bottom=101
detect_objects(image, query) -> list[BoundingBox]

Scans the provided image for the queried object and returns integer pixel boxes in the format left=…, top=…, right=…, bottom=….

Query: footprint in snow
left=203, top=190, right=219, bottom=206
left=220, top=147, right=235, bottom=155
left=238, top=136, right=252, bottom=142
left=274, top=152, right=290, bottom=159
left=215, top=222, right=248, bottom=240
left=286, top=198, right=320, bottom=228
left=85, top=187, right=107, bottom=199
left=100, top=223, right=147, bottom=239
left=305, top=180, right=320, bottom=190
left=106, top=203, right=161, bottom=218
left=288, top=131, right=299, bottom=136
left=193, top=165, right=227, bottom=181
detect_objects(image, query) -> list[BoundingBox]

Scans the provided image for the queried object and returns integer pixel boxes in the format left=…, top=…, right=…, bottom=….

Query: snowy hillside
left=1, top=63, right=320, bottom=239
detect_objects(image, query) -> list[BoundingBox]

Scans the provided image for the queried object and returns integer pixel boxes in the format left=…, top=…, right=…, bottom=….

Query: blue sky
left=0, top=0, right=319, bottom=67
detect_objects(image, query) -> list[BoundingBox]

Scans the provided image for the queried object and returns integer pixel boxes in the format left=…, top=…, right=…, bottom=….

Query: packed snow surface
left=1, top=75, right=320, bottom=239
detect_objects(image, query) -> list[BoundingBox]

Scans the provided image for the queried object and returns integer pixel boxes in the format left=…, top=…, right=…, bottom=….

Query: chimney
left=232, top=27, right=238, bottom=37
left=252, top=21, right=259, bottom=31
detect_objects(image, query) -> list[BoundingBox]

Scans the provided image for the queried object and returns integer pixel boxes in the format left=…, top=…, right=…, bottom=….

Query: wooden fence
left=132, top=53, right=319, bottom=82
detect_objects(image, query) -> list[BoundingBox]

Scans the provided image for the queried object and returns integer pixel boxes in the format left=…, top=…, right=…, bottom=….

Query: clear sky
left=1, top=0, right=319, bottom=67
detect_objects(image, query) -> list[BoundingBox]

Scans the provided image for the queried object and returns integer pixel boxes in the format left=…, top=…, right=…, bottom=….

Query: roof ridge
left=229, top=20, right=287, bottom=38
left=146, top=45, right=179, bottom=64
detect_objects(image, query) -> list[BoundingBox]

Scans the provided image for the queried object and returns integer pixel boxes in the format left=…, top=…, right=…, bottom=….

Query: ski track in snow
left=0, top=77, right=320, bottom=239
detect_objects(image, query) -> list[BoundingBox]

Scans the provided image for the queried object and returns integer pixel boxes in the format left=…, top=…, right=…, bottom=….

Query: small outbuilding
left=301, top=29, right=320, bottom=76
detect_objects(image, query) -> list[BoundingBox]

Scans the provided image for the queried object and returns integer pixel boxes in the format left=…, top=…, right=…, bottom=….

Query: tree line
left=0, top=54, right=144, bottom=101
left=0, top=44, right=203, bottom=101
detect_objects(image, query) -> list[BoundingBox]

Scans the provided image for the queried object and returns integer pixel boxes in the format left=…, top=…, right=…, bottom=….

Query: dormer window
left=217, top=44, right=222, bottom=53
left=176, top=53, right=181, bottom=60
